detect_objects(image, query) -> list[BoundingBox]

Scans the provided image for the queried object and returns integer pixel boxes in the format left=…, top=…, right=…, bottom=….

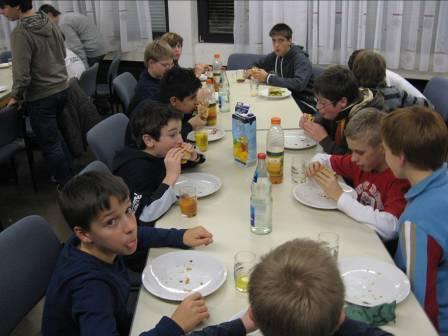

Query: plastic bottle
left=206, top=79, right=218, bottom=126
left=212, top=53, right=223, bottom=91
left=218, top=73, right=230, bottom=113
left=250, top=153, right=272, bottom=234
left=266, top=117, right=284, bottom=184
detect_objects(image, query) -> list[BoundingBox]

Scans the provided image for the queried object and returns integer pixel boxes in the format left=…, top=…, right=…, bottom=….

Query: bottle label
left=266, top=151, right=284, bottom=177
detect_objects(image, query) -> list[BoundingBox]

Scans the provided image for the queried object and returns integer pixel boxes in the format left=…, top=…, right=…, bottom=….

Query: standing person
left=0, top=0, right=73, bottom=186
left=39, top=4, right=106, bottom=67
left=381, top=106, right=448, bottom=334
left=247, top=23, right=316, bottom=114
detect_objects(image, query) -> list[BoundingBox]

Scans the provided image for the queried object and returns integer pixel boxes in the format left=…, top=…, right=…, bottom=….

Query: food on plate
left=179, top=143, right=193, bottom=164
left=304, top=113, right=315, bottom=123
left=268, top=86, right=284, bottom=96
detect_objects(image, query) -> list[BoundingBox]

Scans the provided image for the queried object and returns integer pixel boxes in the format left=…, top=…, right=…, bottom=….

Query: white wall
left=168, top=0, right=236, bottom=67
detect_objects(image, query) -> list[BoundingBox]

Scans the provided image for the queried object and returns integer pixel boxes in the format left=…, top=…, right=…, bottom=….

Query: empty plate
left=142, top=250, right=227, bottom=301
left=258, top=87, right=292, bottom=99
left=293, top=179, right=357, bottom=210
left=284, top=129, right=317, bottom=149
left=187, top=126, right=225, bottom=142
left=0, top=85, right=7, bottom=93
left=339, top=257, right=411, bottom=307
left=0, top=63, right=10, bottom=69
left=175, top=173, right=222, bottom=198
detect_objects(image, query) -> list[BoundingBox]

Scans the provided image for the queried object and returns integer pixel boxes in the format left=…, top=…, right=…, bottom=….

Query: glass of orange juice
left=179, top=186, right=197, bottom=217
left=195, top=130, right=208, bottom=152
left=234, top=251, right=256, bottom=292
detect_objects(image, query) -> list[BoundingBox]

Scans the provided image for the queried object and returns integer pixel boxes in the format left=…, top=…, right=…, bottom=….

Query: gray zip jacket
left=10, top=11, right=68, bottom=102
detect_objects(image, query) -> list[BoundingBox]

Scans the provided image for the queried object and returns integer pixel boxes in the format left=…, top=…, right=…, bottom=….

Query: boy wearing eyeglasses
left=299, top=65, right=384, bottom=154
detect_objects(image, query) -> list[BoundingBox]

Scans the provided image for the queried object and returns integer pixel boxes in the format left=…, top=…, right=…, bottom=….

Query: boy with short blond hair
left=249, top=238, right=391, bottom=336
left=381, top=106, right=448, bottom=334
left=307, top=108, right=410, bottom=245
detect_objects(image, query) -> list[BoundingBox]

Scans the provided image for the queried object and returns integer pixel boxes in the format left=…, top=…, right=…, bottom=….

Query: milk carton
left=232, top=102, right=257, bottom=166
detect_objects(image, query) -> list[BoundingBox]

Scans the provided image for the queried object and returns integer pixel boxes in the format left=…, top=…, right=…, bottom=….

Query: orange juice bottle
left=266, top=117, right=284, bottom=184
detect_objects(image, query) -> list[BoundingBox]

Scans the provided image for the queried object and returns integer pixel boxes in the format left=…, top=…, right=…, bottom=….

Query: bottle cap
left=257, top=153, right=266, bottom=159
left=271, top=117, right=281, bottom=125
left=214, top=53, right=220, bottom=58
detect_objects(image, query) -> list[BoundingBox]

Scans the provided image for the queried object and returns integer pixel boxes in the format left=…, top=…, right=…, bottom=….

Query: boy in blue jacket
left=381, top=106, right=448, bottom=334
left=42, top=172, right=254, bottom=335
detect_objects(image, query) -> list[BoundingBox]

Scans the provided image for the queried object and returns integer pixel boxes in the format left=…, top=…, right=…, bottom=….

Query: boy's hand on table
left=189, top=114, right=207, bottom=129
left=163, top=147, right=183, bottom=186
left=183, top=226, right=213, bottom=247
left=302, top=121, right=328, bottom=142
left=313, top=169, right=343, bottom=201
left=241, top=307, right=257, bottom=333
left=171, top=292, right=209, bottom=333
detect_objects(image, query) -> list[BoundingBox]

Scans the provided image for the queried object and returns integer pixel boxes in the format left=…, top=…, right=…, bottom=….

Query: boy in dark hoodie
left=42, top=171, right=255, bottom=336
left=113, top=101, right=205, bottom=227
left=248, top=23, right=316, bottom=114
left=300, top=65, right=385, bottom=154
left=0, top=0, right=73, bottom=185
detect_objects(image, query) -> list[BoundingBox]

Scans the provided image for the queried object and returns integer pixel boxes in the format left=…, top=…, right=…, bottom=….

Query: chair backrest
left=0, top=50, right=12, bottom=63
left=79, top=62, right=99, bottom=97
left=0, top=215, right=61, bottom=335
left=0, top=105, right=21, bottom=146
left=312, top=64, right=325, bottom=79
left=227, top=53, right=264, bottom=70
left=79, top=160, right=111, bottom=175
left=107, top=54, right=121, bottom=94
left=112, top=72, right=137, bottom=114
left=423, top=76, right=448, bottom=121
left=86, top=113, right=129, bottom=169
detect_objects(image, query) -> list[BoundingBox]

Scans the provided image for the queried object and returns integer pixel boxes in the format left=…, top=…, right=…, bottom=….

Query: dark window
left=150, top=0, right=169, bottom=39
left=198, top=0, right=234, bottom=43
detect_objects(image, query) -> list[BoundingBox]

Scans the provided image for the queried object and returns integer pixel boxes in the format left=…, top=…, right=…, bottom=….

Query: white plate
left=0, top=62, right=10, bottom=68
left=339, top=257, right=411, bottom=307
left=0, top=85, right=7, bottom=93
left=284, top=129, right=317, bottom=149
left=187, top=126, right=225, bottom=142
left=142, top=251, right=227, bottom=301
left=258, top=87, right=292, bottom=99
left=175, top=173, right=222, bottom=198
left=230, top=310, right=263, bottom=336
left=292, top=179, right=357, bottom=210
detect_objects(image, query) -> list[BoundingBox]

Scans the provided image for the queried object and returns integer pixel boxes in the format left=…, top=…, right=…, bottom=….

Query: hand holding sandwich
left=306, top=162, right=343, bottom=201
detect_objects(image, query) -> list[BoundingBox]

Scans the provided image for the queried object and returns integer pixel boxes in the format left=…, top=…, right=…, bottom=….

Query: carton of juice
left=232, top=102, right=256, bottom=166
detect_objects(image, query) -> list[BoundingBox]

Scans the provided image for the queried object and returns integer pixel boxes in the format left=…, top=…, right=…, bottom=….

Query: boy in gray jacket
left=248, top=23, right=316, bottom=114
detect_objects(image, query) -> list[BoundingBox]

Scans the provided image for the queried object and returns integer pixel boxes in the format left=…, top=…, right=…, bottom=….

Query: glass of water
left=318, top=232, right=339, bottom=260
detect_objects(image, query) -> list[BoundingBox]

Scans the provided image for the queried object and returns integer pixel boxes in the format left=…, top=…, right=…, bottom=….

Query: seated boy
left=113, top=101, right=205, bottom=226
left=381, top=106, right=448, bottom=334
left=351, top=50, right=431, bottom=112
left=127, top=40, right=174, bottom=114
left=249, top=238, right=392, bottom=336
left=306, top=108, right=410, bottom=244
left=42, top=171, right=241, bottom=335
left=247, top=23, right=316, bottom=114
left=299, top=65, right=384, bottom=154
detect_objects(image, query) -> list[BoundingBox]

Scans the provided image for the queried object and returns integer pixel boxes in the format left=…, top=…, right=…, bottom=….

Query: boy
left=113, top=101, right=204, bottom=226
left=381, top=106, right=448, bottom=334
left=248, top=23, right=316, bottom=114
left=249, top=238, right=392, bottom=336
left=352, top=50, right=431, bottom=112
left=42, top=171, right=254, bottom=335
left=0, top=0, right=73, bottom=186
left=127, top=40, right=174, bottom=114
left=299, top=65, right=384, bottom=154
left=306, top=108, right=410, bottom=245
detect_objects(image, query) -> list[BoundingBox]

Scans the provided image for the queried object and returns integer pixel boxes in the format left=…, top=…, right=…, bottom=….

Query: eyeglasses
left=316, top=98, right=336, bottom=109
left=157, top=61, right=174, bottom=69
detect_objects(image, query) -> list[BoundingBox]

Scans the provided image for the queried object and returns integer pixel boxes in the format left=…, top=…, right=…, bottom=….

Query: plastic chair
left=79, top=63, right=99, bottom=97
left=79, top=160, right=111, bottom=175
left=0, top=106, right=37, bottom=191
left=0, top=215, right=61, bottom=335
left=86, top=113, right=129, bottom=169
left=227, top=53, right=264, bottom=70
left=112, top=72, right=137, bottom=115
left=97, top=53, right=121, bottom=97
left=423, top=76, right=448, bottom=122
left=312, top=64, right=325, bottom=79
left=0, top=50, right=11, bottom=63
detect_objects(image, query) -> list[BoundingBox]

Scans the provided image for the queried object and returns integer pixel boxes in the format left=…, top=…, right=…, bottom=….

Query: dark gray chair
left=423, top=76, right=448, bottom=122
left=112, top=72, right=137, bottom=115
left=79, top=160, right=111, bottom=175
left=79, top=62, right=99, bottom=97
left=312, top=64, right=325, bottom=79
left=86, top=113, right=129, bottom=169
left=0, top=50, right=11, bottom=63
left=227, top=53, right=264, bottom=70
left=0, top=215, right=61, bottom=335
left=0, top=106, right=37, bottom=191
left=97, top=53, right=121, bottom=97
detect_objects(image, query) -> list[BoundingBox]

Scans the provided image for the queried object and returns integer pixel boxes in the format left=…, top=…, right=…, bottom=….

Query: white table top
left=0, top=66, right=12, bottom=102
left=215, top=71, right=302, bottom=131
left=130, top=130, right=437, bottom=336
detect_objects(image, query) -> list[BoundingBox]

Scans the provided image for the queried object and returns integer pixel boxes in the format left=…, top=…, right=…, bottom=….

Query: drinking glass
left=236, top=69, right=245, bottom=83
left=195, top=130, right=208, bottom=152
left=291, top=158, right=308, bottom=184
left=179, top=186, right=197, bottom=217
left=250, top=79, right=259, bottom=97
left=234, top=251, right=256, bottom=292
left=318, top=232, right=339, bottom=260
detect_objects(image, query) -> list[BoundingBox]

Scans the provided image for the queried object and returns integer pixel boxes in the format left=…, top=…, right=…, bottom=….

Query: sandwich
left=268, top=86, right=283, bottom=96
left=179, top=143, right=193, bottom=164
left=304, top=113, right=315, bottom=123
left=310, top=164, right=336, bottom=177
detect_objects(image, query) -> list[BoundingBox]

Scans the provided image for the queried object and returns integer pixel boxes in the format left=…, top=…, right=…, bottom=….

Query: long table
left=0, top=66, right=12, bottom=107
left=130, top=130, right=437, bottom=336
left=216, top=71, right=302, bottom=131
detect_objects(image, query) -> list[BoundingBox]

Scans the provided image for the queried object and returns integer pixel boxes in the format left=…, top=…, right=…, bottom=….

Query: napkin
left=344, top=301, right=396, bottom=326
